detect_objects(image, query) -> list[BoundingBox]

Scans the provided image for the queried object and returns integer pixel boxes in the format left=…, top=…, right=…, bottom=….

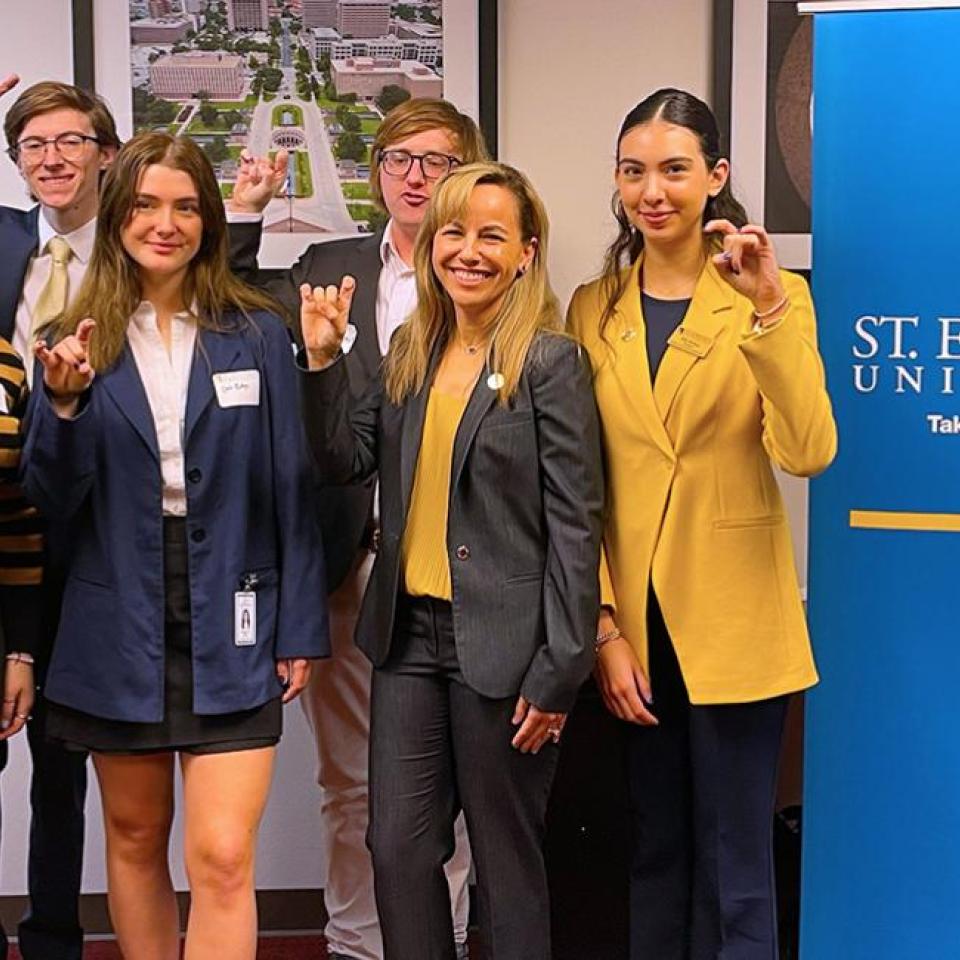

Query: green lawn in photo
left=209, top=95, right=258, bottom=108
left=341, top=182, right=371, bottom=200
left=292, top=151, right=313, bottom=198
left=360, top=119, right=379, bottom=134
left=220, top=183, right=235, bottom=199
left=272, top=104, right=304, bottom=127
left=347, top=202, right=372, bottom=221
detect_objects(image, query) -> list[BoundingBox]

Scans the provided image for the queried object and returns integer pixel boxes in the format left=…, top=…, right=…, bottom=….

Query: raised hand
left=34, top=318, right=97, bottom=403
left=229, top=148, right=289, bottom=214
left=704, top=219, right=787, bottom=317
left=300, top=276, right=356, bottom=370
left=0, top=74, right=19, bottom=98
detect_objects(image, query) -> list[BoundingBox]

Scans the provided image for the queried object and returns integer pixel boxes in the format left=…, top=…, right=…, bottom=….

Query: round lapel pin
left=486, top=372, right=505, bottom=391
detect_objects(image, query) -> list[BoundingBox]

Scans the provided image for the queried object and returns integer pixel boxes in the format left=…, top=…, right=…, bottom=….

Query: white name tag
left=213, top=370, right=261, bottom=408
left=235, top=591, right=256, bottom=646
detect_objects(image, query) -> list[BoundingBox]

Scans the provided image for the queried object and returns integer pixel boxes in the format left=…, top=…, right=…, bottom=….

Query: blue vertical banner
left=804, top=7, right=960, bottom=958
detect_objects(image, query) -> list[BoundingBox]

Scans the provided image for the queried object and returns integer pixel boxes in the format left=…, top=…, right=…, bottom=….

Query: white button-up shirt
left=126, top=302, right=198, bottom=517
left=375, top=220, right=417, bottom=357
left=15, top=214, right=97, bottom=386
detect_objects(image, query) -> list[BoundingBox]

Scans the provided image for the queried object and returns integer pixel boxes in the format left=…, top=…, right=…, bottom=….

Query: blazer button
left=187, top=468, right=202, bottom=484
left=455, top=544, right=470, bottom=561
left=191, top=528, right=206, bottom=543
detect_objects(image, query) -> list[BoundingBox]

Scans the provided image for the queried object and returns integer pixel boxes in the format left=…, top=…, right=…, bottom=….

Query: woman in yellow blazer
left=567, top=89, right=836, bottom=960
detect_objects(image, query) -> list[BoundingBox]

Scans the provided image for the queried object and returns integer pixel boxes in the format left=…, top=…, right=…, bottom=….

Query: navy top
left=642, top=293, right=691, bottom=380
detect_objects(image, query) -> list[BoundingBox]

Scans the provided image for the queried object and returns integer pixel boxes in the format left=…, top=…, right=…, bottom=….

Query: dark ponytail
left=599, top=88, right=748, bottom=336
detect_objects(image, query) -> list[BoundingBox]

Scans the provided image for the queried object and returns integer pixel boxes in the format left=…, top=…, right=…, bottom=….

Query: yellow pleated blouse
left=401, top=388, right=468, bottom=600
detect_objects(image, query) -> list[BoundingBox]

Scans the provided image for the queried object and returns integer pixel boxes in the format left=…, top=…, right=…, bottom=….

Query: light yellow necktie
left=32, top=236, right=73, bottom=335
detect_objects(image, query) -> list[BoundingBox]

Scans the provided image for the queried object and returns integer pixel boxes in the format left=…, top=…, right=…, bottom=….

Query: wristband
left=5, top=652, right=35, bottom=665
left=595, top=626, right=622, bottom=654
left=753, top=294, right=789, bottom=322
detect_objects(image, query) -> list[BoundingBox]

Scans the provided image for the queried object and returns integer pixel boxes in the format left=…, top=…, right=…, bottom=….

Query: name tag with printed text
left=213, top=370, right=261, bottom=408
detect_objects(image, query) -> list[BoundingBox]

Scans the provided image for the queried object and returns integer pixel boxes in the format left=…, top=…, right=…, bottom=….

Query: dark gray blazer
left=228, top=220, right=385, bottom=591
left=299, top=331, right=604, bottom=712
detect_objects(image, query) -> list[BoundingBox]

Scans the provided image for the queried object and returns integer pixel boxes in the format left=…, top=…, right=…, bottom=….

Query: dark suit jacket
left=22, top=311, right=330, bottom=722
left=228, top=220, right=385, bottom=592
left=0, top=204, right=45, bottom=659
left=299, top=331, right=604, bottom=713
left=0, top=204, right=41, bottom=343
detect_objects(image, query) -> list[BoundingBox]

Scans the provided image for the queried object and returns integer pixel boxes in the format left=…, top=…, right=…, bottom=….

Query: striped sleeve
left=0, top=338, right=43, bottom=588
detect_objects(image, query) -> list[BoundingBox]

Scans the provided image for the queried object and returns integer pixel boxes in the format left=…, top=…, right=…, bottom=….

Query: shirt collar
left=37, top=211, right=97, bottom=265
left=379, top=219, right=415, bottom=274
left=129, top=300, right=196, bottom=331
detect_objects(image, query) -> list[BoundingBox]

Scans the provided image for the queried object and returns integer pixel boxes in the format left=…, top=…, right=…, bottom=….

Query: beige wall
left=498, top=0, right=713, bottom=306
left=498, top=1, right=808, bottom=591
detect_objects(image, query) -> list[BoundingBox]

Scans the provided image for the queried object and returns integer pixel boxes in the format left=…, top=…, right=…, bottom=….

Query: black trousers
left=0, top=688, right=87, bottom=960
left=627, top=595, right=787, bottom=960
left=368, top=595, right=560, bottom=960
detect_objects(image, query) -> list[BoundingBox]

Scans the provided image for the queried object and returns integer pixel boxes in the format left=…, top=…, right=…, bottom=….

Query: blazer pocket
left=504, top=571, right=543, bottom=585
left=69, top=570, right=114, bottom=589
left=478, top=409, right=533, bottom=431
left=713, top=515, right=785, bottom=531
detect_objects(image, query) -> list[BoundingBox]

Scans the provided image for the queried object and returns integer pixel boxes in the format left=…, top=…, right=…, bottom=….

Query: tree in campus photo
left=376, top=85, right=411, bottom=114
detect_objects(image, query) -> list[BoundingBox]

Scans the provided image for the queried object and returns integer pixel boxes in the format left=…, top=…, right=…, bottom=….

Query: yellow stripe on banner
left=850, top=510, right=960, bottom=533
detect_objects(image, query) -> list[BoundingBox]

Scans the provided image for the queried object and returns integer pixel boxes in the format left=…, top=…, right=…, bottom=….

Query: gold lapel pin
left=621, top=329, right=637, bottom=342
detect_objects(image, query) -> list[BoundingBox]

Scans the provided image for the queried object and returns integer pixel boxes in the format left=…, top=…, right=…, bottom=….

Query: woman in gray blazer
left=298, top=161, right=603, bottom=960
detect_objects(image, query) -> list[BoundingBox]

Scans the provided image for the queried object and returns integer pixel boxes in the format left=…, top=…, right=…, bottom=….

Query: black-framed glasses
left=11, top=132, right=100, bottom=164
left=377, top=149, right=461, bottom=181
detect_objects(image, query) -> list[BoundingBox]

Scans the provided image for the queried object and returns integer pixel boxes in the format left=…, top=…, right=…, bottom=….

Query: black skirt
left=46, top=517, right=282, bottom=755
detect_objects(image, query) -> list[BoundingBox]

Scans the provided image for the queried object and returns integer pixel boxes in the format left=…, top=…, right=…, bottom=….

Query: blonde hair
left=369, top=97, right=489, bottom=211
left=55, top=132, right=280, bottom=371
left=384, top=161, right=560, bottom=406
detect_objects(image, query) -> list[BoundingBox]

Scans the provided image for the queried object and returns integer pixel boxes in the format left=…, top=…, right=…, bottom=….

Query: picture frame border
left=711, top=0, right=812, bottom=270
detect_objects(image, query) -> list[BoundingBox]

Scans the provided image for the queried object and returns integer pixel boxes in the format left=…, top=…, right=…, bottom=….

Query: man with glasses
left=228, top=97, right=487, bottom=960
left=0, top=77, right=120, bottom=960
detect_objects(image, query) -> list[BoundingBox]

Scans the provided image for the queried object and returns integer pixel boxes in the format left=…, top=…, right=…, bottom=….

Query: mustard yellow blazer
left=567, top=257, right=837, bottom=704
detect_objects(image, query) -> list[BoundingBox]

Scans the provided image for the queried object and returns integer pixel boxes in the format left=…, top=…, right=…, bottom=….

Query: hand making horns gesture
left=300, top=276, right=356, bottom=370
left=704, top=219, right=788, bottom=317
left=231, top=147, right=290, bottom=214
left=34, top=319, right=97, bottom=402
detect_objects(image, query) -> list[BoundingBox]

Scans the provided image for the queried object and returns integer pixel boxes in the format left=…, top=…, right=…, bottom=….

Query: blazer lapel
left=100, top=345, right=161, bottom=464
left=349, top=233, right=385, bottom=382
left=652, top=260, right=732, bottom=424
left=399, top=341, right=442, bottom=516
left=605, top=257, right=676, bottom=460
left=0, top=208, right=41, bottom=342
left=449, top=363, right=499, bottom=493
left=183, top=327, right=242, bottom=448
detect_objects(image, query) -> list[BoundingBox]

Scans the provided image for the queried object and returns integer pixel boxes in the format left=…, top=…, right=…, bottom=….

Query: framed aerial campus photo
left=712, top=0, right=812, bottom=269
left=75, top=0, right=497, bottom=266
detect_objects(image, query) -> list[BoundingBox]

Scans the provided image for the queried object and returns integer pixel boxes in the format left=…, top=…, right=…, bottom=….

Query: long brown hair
left=56, top=132, right=280, bottom=371
left=384, top=161, right=560, bottom=407
left=599, top=88, right=749, bottom=337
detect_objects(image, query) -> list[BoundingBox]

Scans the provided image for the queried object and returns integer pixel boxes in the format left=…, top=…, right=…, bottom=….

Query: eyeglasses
left=12, top=132, right=100, bottom=164
left=377, top=149, right=461, bottom=181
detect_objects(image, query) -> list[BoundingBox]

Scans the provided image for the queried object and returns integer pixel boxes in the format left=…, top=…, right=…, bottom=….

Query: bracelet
left=753, top=294, right=789, bottom=321
left=5, top=652, right=35, bottom=665
left=595, top=626, right=622, bottom=654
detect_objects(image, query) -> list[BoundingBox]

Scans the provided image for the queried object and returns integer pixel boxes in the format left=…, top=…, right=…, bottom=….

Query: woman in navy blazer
left=22, top=132, right=328, bottom=960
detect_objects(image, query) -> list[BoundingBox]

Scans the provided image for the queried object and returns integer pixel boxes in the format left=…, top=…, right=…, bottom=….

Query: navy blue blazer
left=22, top=310, right=329, bottom=722
left=0, top=204, right=41, bottom=342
